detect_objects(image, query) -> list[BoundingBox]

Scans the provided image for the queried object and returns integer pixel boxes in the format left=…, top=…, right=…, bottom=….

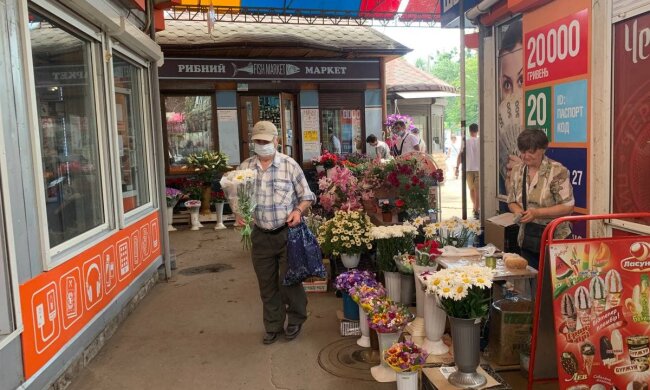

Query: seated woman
left=507, top=128, right=574, bottom=269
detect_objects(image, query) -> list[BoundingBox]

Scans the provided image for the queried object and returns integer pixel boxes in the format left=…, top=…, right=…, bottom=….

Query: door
left=280, top=93, right=298, bottom=162
left=239, top=96, right=258, bottom=162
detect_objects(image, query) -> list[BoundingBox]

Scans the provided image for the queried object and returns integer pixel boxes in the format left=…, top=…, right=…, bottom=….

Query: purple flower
left=334, top=270, right=376, bottom=291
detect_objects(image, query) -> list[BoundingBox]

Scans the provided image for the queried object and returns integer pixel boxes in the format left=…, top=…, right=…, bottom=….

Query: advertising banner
left=549, top=237, right=650, bottom=389
left=612, top=11, right=650, bottom=226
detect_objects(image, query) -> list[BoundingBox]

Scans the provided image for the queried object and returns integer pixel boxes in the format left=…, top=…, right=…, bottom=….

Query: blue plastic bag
left=283, top=222, right=326, bottom=286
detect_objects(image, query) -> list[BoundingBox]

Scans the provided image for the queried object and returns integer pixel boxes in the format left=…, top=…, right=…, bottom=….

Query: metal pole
left=460, top=0, right=467, bottom=220
left=148, top=0, right=172, bottom=280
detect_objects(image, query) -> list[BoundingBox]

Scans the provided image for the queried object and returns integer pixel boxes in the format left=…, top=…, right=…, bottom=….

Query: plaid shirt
left=239, top=152, right=315, bottom=230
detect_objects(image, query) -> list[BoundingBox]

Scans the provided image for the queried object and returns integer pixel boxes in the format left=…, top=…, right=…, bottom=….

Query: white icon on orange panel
left=103, top=245, right=117, bottom=294
left=59, top=267, right=83, bottom=329
left=131, top=230, right=140, bottom=270
left=141, top=225, right=151, bottom=259
left=83, top=255, right=103, bottom=310
left=117, top=238, right=131, bottom=281
left=31, top=282, right=61, bottom=354
left=150, top=219, right=160, bottom=250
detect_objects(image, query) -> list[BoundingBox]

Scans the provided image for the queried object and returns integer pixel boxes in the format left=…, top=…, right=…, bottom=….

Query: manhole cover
left=179, top=263, right=233, bottom=275
left=318, top=338, right=387, bottom=382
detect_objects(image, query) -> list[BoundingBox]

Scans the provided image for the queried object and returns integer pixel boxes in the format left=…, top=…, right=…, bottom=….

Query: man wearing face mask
left=391, top=119, right=420, bottom=156
left=238, top=121, right=315, bottom=345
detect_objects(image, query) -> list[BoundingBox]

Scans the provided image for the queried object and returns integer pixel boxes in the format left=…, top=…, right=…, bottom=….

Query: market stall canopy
left=157, top=20, right=411, bottom=59
left=386, top=58, right=458, bottom=97
left=172, top=0, right=442, bottom=23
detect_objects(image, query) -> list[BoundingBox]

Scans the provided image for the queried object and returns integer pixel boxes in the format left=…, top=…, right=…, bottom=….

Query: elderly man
left=238, top=121, right=315, bottom=344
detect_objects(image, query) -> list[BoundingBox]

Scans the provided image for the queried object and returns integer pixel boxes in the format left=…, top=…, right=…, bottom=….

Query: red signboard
left=612, top=11, right=650, bottom=226
left=20, top=212, right=161, bottom=378
left=524, top=9, right=589, bottom=86
left=549, top=237, right=650, bottom=389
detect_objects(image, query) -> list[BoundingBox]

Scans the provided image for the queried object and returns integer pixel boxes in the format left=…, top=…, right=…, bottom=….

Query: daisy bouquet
left=421, top=265, right=493, bottom=319
left=371, top=224, right=417, bottom=273
left=423, top=217, right=482, bottom=248
left=165, top=187, right=183, bottom=208
left=220, top=169, right=257, bottom=250
left=384, top=340, right=429, bottom=372
left=317, top=211, right=374, bottom=257
left=349, top=284, right=386, bottom=304
left=334, top=270, right=377, bottom=292
left=393, top=253, right=416, bottom=274
left=415, top=240, right=442, bottom=266
left=367, top=300, right=414, bottom=333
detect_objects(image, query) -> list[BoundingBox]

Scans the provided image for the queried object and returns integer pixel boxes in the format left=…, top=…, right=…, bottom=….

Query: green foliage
left=415, top=48, right=479, bottom=132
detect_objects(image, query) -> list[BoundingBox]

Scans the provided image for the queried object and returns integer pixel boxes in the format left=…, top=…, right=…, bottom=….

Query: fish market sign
left=160, top=58, right=379, bottom=81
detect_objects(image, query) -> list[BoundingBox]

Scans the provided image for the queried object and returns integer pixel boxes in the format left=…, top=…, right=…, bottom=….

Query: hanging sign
left=549, top=237, right=650, bottom=389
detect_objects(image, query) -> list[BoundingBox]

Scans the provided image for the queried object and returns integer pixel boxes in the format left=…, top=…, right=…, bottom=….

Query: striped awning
left=175, top=0, right=442, bottom=21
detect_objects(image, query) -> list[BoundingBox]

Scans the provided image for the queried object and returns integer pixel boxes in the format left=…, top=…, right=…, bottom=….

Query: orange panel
left=154, top=9, right=166, bottom=32
left=20, top=212, right=162, bottom=378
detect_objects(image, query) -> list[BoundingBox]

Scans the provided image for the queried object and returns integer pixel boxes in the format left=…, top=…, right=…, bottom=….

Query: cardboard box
left=302, top=277, right=328, bottom=293
left=485, top=213, right=520, bottom=252
left=488, top=299, right=533, bottom=366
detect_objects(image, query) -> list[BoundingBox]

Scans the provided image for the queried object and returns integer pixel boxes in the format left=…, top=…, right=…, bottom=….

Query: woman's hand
left=520, top=208, right=538, bottom=223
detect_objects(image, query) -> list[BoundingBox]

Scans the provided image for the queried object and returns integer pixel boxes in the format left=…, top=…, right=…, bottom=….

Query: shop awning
left=174, top=0, right=442, bottom=22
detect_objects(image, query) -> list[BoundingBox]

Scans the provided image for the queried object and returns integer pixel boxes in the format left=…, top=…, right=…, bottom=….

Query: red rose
left=395, top=199, right=405, bottom=208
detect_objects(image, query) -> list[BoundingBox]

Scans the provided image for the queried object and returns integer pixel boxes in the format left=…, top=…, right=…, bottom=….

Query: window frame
left=23, top=2, right=115, bottom=270
left=107, top=42, right=157, bottom=228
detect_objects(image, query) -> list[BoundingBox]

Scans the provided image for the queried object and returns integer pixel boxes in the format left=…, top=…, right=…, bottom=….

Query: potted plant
left=421, top=265, right=494, bottom=387
left=379, top=200, right=394, bottom=222
left=384, top=340, right=429, bottom=390
left=316, top=210, right=374, bottom=269
left=185, top=150, right=230, bottom=215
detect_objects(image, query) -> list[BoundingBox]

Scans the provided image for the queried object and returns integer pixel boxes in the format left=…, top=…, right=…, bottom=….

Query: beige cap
left=251, top=121, right=278, bottom=142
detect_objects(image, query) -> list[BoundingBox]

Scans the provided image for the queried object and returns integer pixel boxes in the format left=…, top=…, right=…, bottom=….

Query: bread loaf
left=503, top=253, right=528, bottom=269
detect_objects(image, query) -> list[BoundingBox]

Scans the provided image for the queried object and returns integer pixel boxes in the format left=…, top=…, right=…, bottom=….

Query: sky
left=372, top=26, right=474, bottom=64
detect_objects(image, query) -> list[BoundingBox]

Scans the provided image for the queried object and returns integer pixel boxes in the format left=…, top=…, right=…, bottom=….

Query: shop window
left=0, top=172, right=15, bottom=338
left=164, top=95, right=213, bottom=173
left=321, top=109, right=362, bottom=155
left=29, top=11, right=105, bottom=249
left=113, top=55, right=150, bottom=213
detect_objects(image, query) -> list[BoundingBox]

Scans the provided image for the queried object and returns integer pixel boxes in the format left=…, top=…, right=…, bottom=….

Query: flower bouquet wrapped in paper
left=384, top=340, right=429, bottom=372
left=220, top=169, right=257, bottom=250
left=393, top=253, right=416, bottom=274
left=415, top=240, right=442, bottom=266
left=368, top=300, right=414, bottom=333
left=165, top=187, right=183, bottom=208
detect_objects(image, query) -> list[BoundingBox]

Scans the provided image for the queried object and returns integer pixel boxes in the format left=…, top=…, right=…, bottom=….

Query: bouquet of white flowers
left=423, top=217, right=481, bottom=248
left=220, top=169, right=257, bottom=250
left=371, top=224, right=417, bottom=272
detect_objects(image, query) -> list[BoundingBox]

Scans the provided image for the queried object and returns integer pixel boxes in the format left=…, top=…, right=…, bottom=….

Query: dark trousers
left=251, top=226, right=307, bottom=333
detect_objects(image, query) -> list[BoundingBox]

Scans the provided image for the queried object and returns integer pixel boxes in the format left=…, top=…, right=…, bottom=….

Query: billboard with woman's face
left=496, top=17, right=524, bottom=197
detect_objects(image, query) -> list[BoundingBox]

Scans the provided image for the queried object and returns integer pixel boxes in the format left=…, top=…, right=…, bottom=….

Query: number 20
left=527, top=93, right=547, bottom=126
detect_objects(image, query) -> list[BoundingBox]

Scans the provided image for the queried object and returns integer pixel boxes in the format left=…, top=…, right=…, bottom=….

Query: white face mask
left=254, top=142, right=276, bottom=156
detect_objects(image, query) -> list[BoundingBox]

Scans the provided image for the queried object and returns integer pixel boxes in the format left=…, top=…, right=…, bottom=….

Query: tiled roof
left=157, top=20, right=411, bottom=56
left=386, top=57, right=456, bottom=93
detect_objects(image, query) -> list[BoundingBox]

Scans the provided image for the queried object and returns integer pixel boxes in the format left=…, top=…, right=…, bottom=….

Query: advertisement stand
left=528, top=213, right=650, bottom=389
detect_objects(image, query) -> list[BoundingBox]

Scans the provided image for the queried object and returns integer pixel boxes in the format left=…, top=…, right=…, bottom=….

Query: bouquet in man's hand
left=220, top=169, right=257, bottom=250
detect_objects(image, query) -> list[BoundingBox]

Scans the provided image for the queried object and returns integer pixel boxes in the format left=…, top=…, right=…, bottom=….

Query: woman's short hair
left=517, top=128, right=549, bottom=152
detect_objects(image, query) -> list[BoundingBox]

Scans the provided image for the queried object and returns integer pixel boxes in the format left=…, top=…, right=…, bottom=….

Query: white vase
left=357, top=306, right=370, bottom=348
left=384, top=271, right=401, bottom=303
left=400, top=273, right=414, bottom=306
left=370, top=331, right=400, bottom=382
left=214, top=202, right=226, bottom=230
left=188, top=207, right=202, bottom=230
left=167, top=206, right=177, bottom=232
left=413, top=264, right=438, bottom=318
left=423, top=293, right=449, bottom=355
left=340, top=253, right=361, bottom=269
left=396, top=371, right=418, bottom=390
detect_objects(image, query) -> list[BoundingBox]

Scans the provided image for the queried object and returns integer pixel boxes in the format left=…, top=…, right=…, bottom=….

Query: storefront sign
left=159, top=58, right=380, bottom=81
left=612, top=11, right=650, bottom=224
left=546, top=147, right=587, bottom=211
left=553, top=79, right=588, bottom=143
left=19, top=213, right=161, bottom=378
left=524, top=9, right=589, bottom=86
left=549, top=237, right=650, bottom=389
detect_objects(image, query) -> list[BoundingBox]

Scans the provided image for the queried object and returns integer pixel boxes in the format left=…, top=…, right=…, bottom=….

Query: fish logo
left=232, top=63, right=254, bottom=77
left=285, top=64, right=300, bottom=76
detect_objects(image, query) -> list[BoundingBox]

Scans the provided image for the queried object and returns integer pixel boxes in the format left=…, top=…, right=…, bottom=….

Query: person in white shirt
left=456, top=123, right=481, bottom=219
left=366, top=134, right=392, bottom=160
left=330, top=133, right=341, bottom=154
left=411, top=127, right=426, bottom=153
left=391, top=120, right=420, bottom=156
